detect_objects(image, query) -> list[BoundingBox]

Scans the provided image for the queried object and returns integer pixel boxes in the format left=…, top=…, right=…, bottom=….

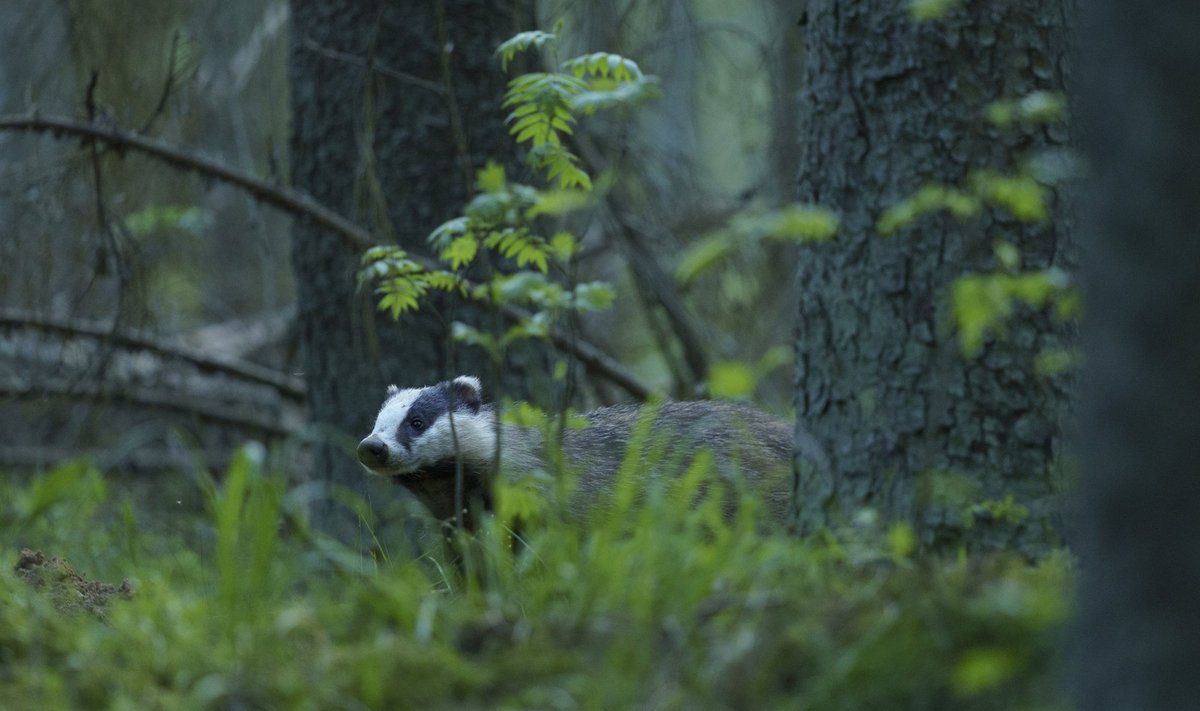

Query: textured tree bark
left=289, top=0, right=549, bottom=540
left=1075, top=1, right=1200, bottom=707
left=791, top=0, right=1074, bottom=551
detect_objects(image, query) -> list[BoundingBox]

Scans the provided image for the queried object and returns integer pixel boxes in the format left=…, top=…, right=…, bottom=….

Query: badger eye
left=408, top=417, right=425, bottom=431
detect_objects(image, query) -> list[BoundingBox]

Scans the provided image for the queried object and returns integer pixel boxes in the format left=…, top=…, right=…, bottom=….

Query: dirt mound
left=14, top=548, right=133, bottom=618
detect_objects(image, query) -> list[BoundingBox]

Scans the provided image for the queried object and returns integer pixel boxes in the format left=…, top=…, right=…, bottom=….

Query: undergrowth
left=1, top=447, right=1070, bottom=709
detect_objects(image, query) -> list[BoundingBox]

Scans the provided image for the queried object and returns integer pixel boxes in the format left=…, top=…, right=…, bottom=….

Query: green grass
left=1, top=445, right=1071, bottom=709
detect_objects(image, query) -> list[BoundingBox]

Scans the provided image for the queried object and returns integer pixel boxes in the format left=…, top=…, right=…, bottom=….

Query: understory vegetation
left=2, top=448, right=1070, bottom=709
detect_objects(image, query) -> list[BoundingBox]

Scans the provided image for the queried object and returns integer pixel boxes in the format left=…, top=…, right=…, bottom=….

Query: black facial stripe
left=396, top=387, right=450, bottom=450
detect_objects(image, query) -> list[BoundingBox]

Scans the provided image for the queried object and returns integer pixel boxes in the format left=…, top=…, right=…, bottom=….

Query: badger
left=357, top=375, right=798, bottom=526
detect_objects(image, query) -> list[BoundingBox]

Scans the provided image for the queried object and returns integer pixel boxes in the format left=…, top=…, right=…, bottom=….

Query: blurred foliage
left=707, top=345, right=791, bottom=400
left=359, top=31, right=657, bottom=367
left=952, top=259, right=1078, bottom=359
left=908, top=0, right=965, bottom=21
left=1, top=453, right=1071, bottom=708
left=876, top=89, right=1079, bottom=363
left=985, top=91, right=1067, bottom=129
left=675, top=204, right=839, bottom=286
left=124, top=205, right=214, bottom=239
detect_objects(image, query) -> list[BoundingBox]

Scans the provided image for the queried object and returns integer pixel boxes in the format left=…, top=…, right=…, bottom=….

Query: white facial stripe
left=371, top=388, right=420, bottom=439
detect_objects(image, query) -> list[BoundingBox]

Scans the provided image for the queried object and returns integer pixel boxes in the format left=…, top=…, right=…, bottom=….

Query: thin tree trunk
left=792, top=0, right=1074, bottom=552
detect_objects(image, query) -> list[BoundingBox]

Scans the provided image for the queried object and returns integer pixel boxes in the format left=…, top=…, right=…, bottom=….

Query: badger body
left=357, top=375, right=795, bottom=525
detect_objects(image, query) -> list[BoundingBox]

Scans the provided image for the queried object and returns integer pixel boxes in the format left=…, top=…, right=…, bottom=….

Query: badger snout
left=357, top=436, right=389, bottom=468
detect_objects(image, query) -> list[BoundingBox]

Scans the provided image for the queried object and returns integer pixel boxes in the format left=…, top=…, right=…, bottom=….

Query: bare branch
left=571, top=134, right=713, bottom=390
left=0, top=111, right=374, bottom=252
left=609, top=208, right=713, bottom=389
left=0, top=308, right=305, bottom=401
left=0, top=112, right=652, bottom=401
left=0, top=377, right=295, bottom=438
left=301, top=36, right=447, bottom=95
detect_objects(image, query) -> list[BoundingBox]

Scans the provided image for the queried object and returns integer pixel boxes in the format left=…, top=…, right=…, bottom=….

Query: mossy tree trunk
left=1075, top=2, right=1200, bottom=707
left=791, top=0, right=1074, bottom=552
left=288, top=0, right=546, bottom=540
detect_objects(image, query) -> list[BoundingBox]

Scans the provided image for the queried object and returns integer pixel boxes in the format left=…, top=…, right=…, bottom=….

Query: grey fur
left=359, top=376, right=801, bottom=526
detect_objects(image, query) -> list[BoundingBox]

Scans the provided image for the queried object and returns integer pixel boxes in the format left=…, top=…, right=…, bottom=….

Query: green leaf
left=515, top=243, right=550, bottom=273
left=495, top=475, right=549, bottom=528
left=493, top=270, right=551, bottom=304
left=503, top=311, right=552, bottom=345
left=16, top=459, right=106, bottom=523
left=972, top=171, right=1049, bottom=222
left=441, top=235, right=479, bottom=270
left=527, top=190, right=592, bottom=218
left=951, top=269, right=1078, bottom=358
left=675, top=232, right=735, bottom=285
left=877, top=185, right=979, bottom=236
left=1034, top=348, right=1078, bottom=377
left=427, top=217, right=471, bottom=251
left=951, top=275, right=1007, bottom=358
left=502, top=400, right=551, bottom=428
left=451, top=322, right=500, bottom=360
left=525, top=143, right=593, bottom=190
left=759, top=204, right=840, bottom=242
left=909, top=0, right=962, bottom=21
left=757, top=345, right=791, bottom=374
left=572, top=282, right=615, bottom=312
left=560, top=165, right=592, bottom=190
left=465, top=193, right=508, bottom=226
left=476, top=160, right=507, bottom=194
left=993, top=240, right=1021, bottom=273
left=425, top=270, right=469, bottom=297
left=495, top=30, right=557, bottom=71
left=563, top=52, right=644, bottom=82
left=124, top=204, right=213, bottom=237
left=376, top=277, right=427, bottom=318
left=988, top=91, right=1066, bottom=127
left=886, top=522, right=916, bottom=560
left=570, top=78, right=661, bottom=116
left=985, top=101, right=1016, bottom=128
left=952, top=647, right=1019, bottom=696
left=708, top=361, right=756, bottom=400
left=549, top=231, right=580, bottom=261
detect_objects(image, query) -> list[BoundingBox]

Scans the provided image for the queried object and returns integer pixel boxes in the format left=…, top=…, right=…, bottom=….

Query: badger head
left=357, top=375, right=494, bottom=479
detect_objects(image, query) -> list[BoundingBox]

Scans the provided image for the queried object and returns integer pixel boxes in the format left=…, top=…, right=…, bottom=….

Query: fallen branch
left=0, top=308, right=305, bottom=401
left=0, top=377, right=296, bottom=438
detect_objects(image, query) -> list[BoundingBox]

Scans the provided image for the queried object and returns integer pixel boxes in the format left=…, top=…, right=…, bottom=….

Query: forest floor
left=2, top=452, right=1073, bottom=709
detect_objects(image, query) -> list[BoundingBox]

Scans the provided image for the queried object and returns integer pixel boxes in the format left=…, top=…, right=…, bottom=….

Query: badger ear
left=450, top=375, right=483, bottom=413
left=386, top=384, right=400, bottom=396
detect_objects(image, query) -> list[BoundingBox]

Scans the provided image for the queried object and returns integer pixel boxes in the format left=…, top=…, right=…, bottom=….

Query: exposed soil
left=14, top=548, right=133, bottom=618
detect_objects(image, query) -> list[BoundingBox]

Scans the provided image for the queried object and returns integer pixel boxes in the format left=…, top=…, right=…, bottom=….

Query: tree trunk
left=288, top=0, right=547, bottom=540
left=791, top=0, right=1074, bottom=552
left=1074, top=1, right=1200, bottom=707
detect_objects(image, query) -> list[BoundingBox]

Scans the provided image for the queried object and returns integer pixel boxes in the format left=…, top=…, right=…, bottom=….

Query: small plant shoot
left=359, top=30, right=653, bottom=357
